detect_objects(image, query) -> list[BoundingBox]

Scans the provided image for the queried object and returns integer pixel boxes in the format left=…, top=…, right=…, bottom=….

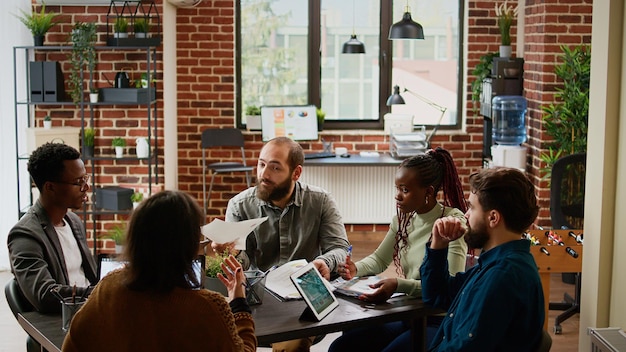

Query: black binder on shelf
left=43, top=61, right=65, bottom=102
left=29, top=61, right=44, bottom=102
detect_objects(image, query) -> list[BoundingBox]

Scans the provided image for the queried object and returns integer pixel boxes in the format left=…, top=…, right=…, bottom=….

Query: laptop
left=289, top=262, right=339, bottom=321
left=97, top=254, right=205, bottom=289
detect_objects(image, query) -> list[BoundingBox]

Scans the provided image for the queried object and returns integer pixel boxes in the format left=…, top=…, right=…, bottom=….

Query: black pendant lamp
left=389, top=2, right=424, bottom=40
left=342, top=0, right=365, bottom=54
left=386, top=85, right=406, bottom=105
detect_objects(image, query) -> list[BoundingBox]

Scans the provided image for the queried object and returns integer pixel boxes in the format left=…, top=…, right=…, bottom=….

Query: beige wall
left=580, top=0, right=626, bottom=349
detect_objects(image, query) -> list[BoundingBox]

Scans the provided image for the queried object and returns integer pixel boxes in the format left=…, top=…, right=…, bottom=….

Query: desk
left=253, top=294, right=431, bottom=351
left=19, top=294, right=431, bottom=352
left=301, top=153, right=402, bottom=224
left=18, top=312, right=63, bottom=352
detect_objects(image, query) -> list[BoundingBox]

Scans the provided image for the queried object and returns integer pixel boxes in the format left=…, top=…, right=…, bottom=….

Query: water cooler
left=490, top=95, right=527, bottom=170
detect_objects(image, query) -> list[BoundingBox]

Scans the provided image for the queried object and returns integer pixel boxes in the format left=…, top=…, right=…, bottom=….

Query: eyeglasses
left=54, top=175, right=91, bottom=191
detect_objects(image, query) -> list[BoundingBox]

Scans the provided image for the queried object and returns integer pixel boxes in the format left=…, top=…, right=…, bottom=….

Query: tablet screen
left=289, top=263, right=339, bottom=321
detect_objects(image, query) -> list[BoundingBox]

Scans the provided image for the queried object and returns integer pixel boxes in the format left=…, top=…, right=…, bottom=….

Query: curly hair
left=28, top=143, right=81, bottom=191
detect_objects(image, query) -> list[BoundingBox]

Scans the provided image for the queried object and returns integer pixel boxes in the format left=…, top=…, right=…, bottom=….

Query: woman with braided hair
left=329, top=147, right=468, bottom=352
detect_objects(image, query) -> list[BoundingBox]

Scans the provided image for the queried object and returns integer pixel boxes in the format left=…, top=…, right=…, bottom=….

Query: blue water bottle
left=491, top=95, right=527, bottom=145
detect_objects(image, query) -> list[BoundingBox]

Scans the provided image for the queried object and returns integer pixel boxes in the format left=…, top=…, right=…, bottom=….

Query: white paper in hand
left=201, top=217, right=268, bottom=250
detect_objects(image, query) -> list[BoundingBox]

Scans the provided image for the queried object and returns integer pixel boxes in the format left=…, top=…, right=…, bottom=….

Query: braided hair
left=393, top=147, right=467, bottom=276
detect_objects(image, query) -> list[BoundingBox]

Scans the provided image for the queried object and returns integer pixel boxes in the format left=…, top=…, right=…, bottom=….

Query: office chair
left=549, top=152, right=586, bottom=334
left=534, top=330, right=552, bottom=352
left=4, top=278, right=43, bottom=352
left=201, top=128, right=253, bottom=217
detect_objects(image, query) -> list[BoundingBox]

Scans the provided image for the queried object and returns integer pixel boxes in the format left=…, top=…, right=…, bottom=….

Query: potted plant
left=204, top=251, right=229, bottom=295
left=541, top=45, right=590, bottom=177
left=102, top=224, right=126, bottom=253
left=89, top=87, right=99, bottom=103
left=15, top=2, right=59, bottom=46
left=316, top=108, right=326, bottom=132
left=112, top=137, right=126, bottom=158
left=470, top=52, right=499, bottom=115
left=133, top=18, right=150, bottom=38
left=130, top=191, right=143, bottom=209
left=68, top=22, right=97, bottom=105
left=83, top=127, right=96, bottom=158
left=495, top=1, right=518, bottom=58
left=245, top=105, right=261, bottom=131
left=43, top=115, right=52, bottom=129
left=114, top=17, right=129, bottom=38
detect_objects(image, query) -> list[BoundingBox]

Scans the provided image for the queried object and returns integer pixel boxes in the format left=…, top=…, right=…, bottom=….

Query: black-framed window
left=236, top=0, right=464, bottom=131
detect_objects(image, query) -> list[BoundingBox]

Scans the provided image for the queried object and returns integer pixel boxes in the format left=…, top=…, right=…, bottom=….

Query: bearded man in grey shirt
left=214, top=136, right=349, bottom=279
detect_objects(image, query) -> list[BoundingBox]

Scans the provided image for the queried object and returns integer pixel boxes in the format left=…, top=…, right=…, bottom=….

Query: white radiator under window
left=589, top=327, right=626, bottom=352
left=300, top=165, right=397, bottom=224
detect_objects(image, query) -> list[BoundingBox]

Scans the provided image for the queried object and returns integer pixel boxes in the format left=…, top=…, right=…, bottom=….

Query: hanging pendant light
left=342, top=0, right=366, bottom=54
left=389, top=1, right=424, bottom=40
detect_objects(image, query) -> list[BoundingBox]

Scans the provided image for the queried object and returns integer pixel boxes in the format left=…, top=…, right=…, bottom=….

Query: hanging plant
left=68, top=22, right=98, bottom=105
left=470, top=52, right=499, bottom=114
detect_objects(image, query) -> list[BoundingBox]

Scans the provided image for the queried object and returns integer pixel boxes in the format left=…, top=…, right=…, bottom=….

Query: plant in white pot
left=114, top=17, right=128, bottom=39
left=133, top=18, right=150, bottom=38
left=102, top=223, right=126, bottom=254
left=112, top=137, right=126, bottom=158
left=43, top=115, right=52, bottom=129
left=89, top=87, right=98, bottom=103
left=495, top=1, right=517, bottom=58
left=130, top=191, right=143, bottom=209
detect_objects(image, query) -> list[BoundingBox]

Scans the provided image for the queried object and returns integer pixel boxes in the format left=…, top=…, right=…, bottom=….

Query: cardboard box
left=95, top=186, right=134, bottom=211
left=25, top=127, right=81, bottom=154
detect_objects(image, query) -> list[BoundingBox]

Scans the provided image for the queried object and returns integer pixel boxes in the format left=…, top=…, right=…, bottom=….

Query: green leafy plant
left=15, top=2, right=59, bottom=37
left=205, top=251, right=229, bottom=278
left=102, top=224, right=126, bottom=245
left=112, top=137, right=127, bottom=147
left=130, top=191, right=143, bottom=203
left=114, top=17, right=128, bottom=33
left=68, top=22, right=98, bottom=105
left=495, top=2, right=518, bottom=46
left=316, top=108, right=325, bottom=130
left=83, top=128, right=95, bottom=147
left=44, top=115, right=51, bottom=122
left=245, top=105, right=261, bottom=116
left=133, top=18, right=150, bottom=33
left=470, top=52, right=499, bottom=113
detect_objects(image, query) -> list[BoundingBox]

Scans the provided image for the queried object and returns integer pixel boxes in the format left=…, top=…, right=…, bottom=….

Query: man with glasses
left=8, top=143, right=97, bottom=315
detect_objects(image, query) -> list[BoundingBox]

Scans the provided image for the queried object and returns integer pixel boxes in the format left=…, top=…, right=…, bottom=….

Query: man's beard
left=464, top=221, right=489, bottom=250
left=256, top=177, right=292, bottom=202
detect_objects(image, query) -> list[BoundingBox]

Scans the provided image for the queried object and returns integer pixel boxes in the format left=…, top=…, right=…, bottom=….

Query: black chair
left=4, top=278, right=43, bottom=352
left=549, top=152, right=586, bottom=334
left=535, top=330, right=553, bottom=352
left=201, top=128, right=253, bottom=217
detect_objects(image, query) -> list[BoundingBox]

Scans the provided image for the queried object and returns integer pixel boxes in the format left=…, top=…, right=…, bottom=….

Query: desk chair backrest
left=201, top=128, right=248, bottom=161
left=550, top=153, right=586, bottom=230
left=535, top=330, right=552, bottom=352
left=4, top=278, right=33, bottom=318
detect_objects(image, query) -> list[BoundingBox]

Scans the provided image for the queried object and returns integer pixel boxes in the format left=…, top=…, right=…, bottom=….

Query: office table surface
left=18, top=294, right=428, bottom=351
left=303, top=153, right=402, bottom=166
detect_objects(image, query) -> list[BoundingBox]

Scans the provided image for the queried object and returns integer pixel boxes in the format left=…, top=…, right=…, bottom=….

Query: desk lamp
left=386, top=85, right=447, bottom=146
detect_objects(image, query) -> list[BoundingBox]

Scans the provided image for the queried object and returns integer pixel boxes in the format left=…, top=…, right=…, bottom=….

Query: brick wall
left=32, top=0, right=593, bottom=242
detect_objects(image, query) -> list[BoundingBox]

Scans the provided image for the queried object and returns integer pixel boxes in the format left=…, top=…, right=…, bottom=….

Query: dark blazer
left=7, top=201, right=97, bottom=313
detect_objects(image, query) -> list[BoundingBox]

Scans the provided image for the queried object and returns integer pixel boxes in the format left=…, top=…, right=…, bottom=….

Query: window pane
left=390, top=0, right=460, bottom=127
left=320, top=0, right=380, bottom=121
left=241, top=0, right=309, bottom=109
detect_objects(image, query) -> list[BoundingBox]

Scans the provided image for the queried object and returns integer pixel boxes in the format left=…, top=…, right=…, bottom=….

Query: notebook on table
left=289, top=262, right=339, bottom=321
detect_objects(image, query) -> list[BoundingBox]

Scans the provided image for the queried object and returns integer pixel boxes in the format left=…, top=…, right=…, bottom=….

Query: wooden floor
left=349, top=232, right=580, bottom=352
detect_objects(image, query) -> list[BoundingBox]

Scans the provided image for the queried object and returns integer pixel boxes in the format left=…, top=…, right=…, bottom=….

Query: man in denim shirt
left=213, top=136, right=350, bottom=352
left=420, top=168, right=544, bottom=351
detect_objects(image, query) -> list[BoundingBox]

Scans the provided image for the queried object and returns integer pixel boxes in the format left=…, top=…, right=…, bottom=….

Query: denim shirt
left=420, top=240, right=545, bottom=351
left=226, top=181, right=349, bottom=272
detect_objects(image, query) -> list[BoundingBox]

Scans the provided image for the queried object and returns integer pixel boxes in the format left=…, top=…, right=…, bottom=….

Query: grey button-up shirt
left=226, top=182, right=349, bottom=273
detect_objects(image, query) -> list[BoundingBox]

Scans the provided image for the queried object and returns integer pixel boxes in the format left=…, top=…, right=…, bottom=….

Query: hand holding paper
left=201, top=217, right=268, bottom=250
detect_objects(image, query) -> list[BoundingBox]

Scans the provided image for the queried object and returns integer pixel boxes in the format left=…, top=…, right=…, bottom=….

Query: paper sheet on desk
left=265, top=259, right=308, bottom=300
left=201, top=217, right=268, bottom=250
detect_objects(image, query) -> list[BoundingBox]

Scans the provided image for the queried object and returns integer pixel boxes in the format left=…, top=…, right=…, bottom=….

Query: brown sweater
left=62, top=270, right=256, bottom=352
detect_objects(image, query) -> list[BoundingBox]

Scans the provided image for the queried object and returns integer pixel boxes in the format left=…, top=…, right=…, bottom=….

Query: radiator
left=589, top=328, right=626, bottom=352
left=300, top=165, right=396, bottom=224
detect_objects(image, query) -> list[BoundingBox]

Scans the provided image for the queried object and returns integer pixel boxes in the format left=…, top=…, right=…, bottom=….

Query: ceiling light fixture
left=342, top=0, right=365, bottom=54
left=388, top=1, right=425, bottom=40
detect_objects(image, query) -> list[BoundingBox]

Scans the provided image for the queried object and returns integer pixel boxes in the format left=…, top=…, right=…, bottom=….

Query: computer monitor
left=261, top=105, right=318, bottom=142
